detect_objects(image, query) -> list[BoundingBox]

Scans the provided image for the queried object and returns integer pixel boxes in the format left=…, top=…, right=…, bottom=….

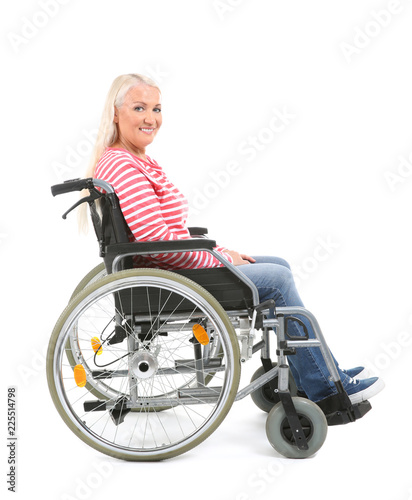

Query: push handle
left=51, top=178, right=118, bottom=220
left=51, top=178, right=94, bottom=196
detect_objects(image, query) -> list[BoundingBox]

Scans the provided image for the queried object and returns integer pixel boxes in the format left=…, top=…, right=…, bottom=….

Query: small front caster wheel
left=266, top=397, right=328, bottom=459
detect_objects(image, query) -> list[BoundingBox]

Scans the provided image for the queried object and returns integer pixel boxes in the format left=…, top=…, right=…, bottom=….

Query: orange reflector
left=91, top=337, right=103, bottom=355
left=74, top=364, right=87, bottom=387
left=193, top=324, right=209, bottom=345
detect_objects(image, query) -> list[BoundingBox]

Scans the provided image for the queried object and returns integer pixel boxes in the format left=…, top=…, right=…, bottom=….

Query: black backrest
left=89, top=196, right=129, bottom=247
left=89, top=194, right=135, bottom=272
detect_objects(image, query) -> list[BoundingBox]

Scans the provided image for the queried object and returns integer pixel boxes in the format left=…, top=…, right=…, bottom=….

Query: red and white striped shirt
left=94, top=147, right=233, bottom=269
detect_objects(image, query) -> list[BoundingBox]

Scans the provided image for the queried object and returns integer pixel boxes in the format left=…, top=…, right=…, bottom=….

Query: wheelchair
left=47, top=177, right=372, bottom=461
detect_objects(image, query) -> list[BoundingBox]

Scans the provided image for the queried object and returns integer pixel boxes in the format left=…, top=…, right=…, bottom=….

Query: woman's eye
left=154, top=107, right=162, bottom=113
left=134, top=106, right=144, bottom=111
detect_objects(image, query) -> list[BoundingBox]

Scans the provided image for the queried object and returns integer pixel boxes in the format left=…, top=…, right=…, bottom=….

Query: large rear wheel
left=47, top=269, right=240, bottom=461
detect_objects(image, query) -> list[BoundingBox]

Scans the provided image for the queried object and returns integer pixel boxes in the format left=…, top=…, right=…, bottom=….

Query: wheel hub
left=130, top=351, right=159, bottom=379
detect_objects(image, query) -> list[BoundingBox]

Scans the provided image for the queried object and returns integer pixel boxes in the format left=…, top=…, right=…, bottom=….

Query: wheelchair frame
left=47, top=177, right=372, bottom=461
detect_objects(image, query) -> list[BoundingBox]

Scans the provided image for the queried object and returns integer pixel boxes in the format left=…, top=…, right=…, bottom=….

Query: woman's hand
left=226, top=250, right=256, bottom=266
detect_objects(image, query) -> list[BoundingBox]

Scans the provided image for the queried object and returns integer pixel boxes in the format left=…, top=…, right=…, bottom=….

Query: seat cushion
left=175, top=267, right=254, bottom=311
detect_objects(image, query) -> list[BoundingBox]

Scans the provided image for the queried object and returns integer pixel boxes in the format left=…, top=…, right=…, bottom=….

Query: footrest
left=352, top=400, right=372, bottom=419
left=323, top=400, right=372, bottom=426
left=316, top=393, right=372, bottom=426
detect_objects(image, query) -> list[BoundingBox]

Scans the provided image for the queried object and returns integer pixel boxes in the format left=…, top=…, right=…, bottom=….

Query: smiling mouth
left=140, top=128, right=156, bottom=134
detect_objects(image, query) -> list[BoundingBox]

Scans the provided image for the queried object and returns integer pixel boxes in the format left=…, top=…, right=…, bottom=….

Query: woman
left=84, top=73, right=384, bottom=403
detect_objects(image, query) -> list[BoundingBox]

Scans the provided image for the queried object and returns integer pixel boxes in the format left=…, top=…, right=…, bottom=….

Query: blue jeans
left=238, top=256, right=351, bottom=402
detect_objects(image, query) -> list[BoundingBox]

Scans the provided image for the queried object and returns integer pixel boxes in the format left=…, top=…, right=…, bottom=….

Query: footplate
left=316, top=393, right=372, bottom=426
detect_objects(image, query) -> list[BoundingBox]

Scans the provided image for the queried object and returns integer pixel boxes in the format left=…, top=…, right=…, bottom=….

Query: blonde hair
left=79, top=73, right=161, bottom=232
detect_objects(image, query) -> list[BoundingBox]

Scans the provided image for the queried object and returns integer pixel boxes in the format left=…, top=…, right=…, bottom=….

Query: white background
left=2, top=1, right=412, bottom=499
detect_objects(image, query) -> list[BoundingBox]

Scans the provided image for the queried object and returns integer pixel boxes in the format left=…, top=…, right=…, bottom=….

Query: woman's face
left=114, top=84, right=162, bottom=157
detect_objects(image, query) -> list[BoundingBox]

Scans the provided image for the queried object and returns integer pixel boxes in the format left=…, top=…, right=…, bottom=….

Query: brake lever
left=62, top=189, right=102, bottom=219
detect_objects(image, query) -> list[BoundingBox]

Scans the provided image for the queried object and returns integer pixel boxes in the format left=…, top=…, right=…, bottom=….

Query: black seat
left=175, top=268, right=254, bottom=311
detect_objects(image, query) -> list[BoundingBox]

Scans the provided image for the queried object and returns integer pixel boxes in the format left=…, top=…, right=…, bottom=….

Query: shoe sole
left=348, top=378, right=385, bottom=405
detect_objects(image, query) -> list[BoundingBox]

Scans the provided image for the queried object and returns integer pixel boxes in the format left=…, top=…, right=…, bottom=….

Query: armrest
left=188, top=227, right=208, bottom=236
left=106, top=238, right=217, bottom=256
